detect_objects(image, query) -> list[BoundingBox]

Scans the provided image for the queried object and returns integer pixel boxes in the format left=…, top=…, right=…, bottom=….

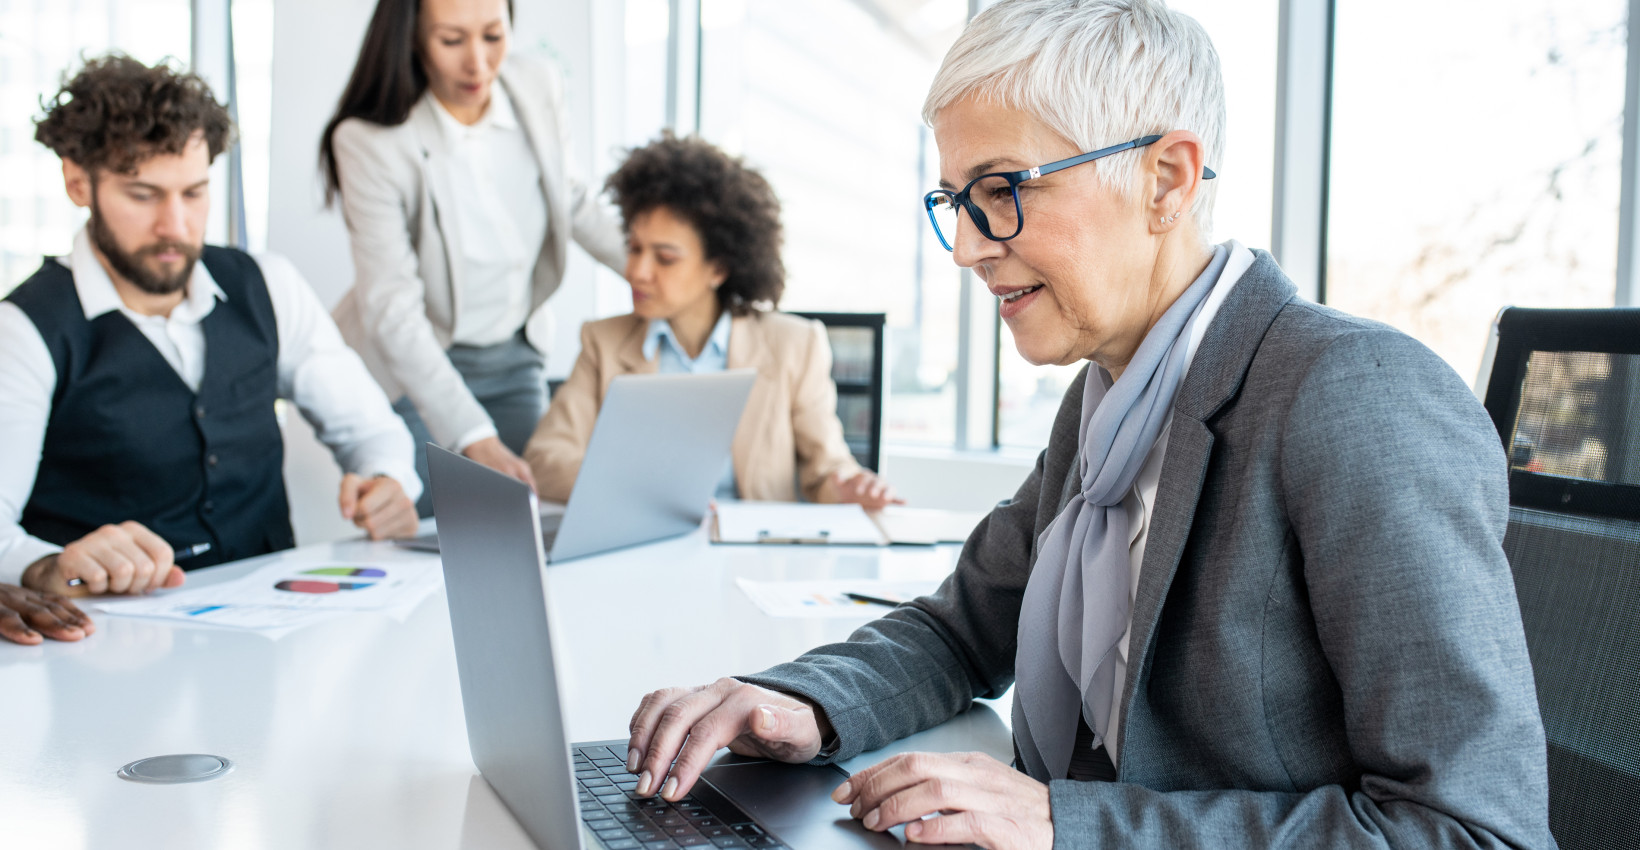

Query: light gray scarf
left=1012, top=244, right=1230, bottom=782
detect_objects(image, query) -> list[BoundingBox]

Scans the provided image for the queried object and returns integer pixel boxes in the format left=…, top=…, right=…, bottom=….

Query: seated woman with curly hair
left=523, top=133, right=899, bottom=508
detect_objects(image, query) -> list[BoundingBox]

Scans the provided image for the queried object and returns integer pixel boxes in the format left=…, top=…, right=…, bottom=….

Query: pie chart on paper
left=274, top=579, right=375, bottom=594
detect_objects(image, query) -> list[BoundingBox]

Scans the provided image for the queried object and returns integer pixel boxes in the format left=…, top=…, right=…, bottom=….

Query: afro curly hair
left=605, top=132, right=785, bottom=315
left=34, top=53, right=233, bottom=176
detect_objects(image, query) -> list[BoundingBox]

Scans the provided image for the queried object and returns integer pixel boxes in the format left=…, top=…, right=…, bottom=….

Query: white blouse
left=427, top=85, right=549, bottom=348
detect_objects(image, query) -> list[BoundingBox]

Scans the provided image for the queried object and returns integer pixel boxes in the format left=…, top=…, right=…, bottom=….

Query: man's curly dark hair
left=34, top=54, right=233, bottom=175
left=606, top=132, right=785, bottom=314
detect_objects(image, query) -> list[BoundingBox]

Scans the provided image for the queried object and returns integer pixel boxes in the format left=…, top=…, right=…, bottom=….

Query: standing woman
left=320, top=0, right=624, bottom=510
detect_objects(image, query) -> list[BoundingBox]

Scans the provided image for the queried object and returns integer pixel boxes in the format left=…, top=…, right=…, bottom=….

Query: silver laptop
left=430, top=447, right=898, bottom=850
left=413, top=370, right=755, bottom=562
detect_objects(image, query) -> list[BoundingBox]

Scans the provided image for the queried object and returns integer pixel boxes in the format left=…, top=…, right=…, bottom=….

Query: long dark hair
left=318, top=0, right=514, bottom=205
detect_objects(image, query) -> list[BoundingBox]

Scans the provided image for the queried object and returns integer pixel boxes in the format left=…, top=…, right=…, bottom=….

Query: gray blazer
left=743, top=252, right=1555, bottom=848
left=329, top=53, right=625, bottom=447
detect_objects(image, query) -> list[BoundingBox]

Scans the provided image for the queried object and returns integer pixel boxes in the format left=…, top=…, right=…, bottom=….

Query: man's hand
left=0, top=583, right=95, bottom=645
left=339, top=474, right=419, bottom=540
left=462, top=436, right=537, bottom=494
left=20, top=521, right=185, bottom=597
left=831, top=751, right=1052, bottom=850
left=834, top=470, right=904, bottom=511
left=628, top=678, right=832, bottom=802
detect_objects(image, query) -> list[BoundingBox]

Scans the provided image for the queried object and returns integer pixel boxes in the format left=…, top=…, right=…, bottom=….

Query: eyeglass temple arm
left=1032, top=134, right=1216, bottom=180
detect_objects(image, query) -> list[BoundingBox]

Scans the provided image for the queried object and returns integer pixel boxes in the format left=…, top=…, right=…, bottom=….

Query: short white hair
left=923, top=0, right=1225, bottom=235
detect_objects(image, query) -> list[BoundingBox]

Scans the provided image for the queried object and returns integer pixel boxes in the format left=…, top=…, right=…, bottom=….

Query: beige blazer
left=329, top=53, right=625, bottom=448
left=525, top=311, right=862, bottom=504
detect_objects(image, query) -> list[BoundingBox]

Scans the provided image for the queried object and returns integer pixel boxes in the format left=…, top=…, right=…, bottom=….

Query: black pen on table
left=844, top=591, right=903, bottom=608
left=65, top=542, right=212, bottom=588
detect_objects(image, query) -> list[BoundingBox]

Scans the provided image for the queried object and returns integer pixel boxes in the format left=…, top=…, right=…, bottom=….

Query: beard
left=88, top=188, right=202, bottom=297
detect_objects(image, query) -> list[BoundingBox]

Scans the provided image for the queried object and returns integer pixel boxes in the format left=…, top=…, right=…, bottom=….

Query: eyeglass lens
left=928, top=176, right=1023, bottom=249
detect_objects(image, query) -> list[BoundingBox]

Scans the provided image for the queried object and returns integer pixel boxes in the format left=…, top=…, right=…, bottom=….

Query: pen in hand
left=65, top=541, right=211, bottom=588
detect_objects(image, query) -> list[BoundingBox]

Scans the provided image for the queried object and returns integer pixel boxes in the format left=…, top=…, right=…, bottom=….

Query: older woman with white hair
left=622, top=1, right=1553, bottom=847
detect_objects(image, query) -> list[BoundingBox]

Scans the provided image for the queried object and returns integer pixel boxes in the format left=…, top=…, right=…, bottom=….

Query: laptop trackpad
left=702, top=761, right=902, bottom=849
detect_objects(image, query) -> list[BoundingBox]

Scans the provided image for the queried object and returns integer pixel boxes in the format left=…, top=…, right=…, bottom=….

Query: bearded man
left=0, top=54, right=421, bottom=604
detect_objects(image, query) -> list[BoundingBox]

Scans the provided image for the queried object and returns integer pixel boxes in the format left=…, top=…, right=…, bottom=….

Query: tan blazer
left=525, top=311, right=861, bottom=504
left=329, top=52, right=625, bottom=448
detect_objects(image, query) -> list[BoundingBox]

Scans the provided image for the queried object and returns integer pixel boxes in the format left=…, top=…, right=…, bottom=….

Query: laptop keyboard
left=574, top=745, right=789, bottom=850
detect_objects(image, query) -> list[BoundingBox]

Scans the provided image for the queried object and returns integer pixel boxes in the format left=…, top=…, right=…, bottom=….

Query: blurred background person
left=320, top=0, right=624, bottom=513
left=525, top=133, right=898, bottom=509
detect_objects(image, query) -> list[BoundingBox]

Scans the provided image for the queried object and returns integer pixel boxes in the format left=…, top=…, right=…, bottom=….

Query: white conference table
left=0, top=524, right=1014, bottom=849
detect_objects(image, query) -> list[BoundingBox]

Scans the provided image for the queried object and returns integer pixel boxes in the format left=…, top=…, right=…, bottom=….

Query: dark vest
left=5, top=247, right=295, bottom=569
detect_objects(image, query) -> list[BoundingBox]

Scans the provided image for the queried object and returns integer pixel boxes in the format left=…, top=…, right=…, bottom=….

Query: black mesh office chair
left=791, top=311, right=886, bottom=472
left=1480, top=307, right=1640, bottom=850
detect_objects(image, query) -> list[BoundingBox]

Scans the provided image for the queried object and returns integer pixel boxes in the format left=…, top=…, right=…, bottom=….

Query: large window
left=1327, top=0, right=1626, bottom=385
left=698, top=0, right=968, bottom=446
left=16, top=1, right=1629, bottom=463
left=0, top=0, right=192, bottom=292
left=994, top=0, right=1280, bottom=449
left=232, top=0, right=273, bottom=253
left=624, top=0, right=670, bottom=142
left=592, top=0, right=674, bottom=318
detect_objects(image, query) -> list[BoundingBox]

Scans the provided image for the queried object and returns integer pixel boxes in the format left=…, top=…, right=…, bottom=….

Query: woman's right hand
left=462, top=436, right=537, bottom=494
left=834, top=470, right=904, bottom=511
left=628, top=678, right=831, bottom=802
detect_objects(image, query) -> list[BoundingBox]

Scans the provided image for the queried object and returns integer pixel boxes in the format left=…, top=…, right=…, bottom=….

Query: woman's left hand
left=834, top=470, right=905, bottom=511
left=832, top=750, right=1053, bottom=850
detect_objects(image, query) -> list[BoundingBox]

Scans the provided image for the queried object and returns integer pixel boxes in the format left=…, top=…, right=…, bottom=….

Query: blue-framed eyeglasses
left=922, top=134, right=1217, bottom=251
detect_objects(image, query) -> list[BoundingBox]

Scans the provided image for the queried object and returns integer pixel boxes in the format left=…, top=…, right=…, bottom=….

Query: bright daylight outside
left=1327, top=0, right=1625, bottom=387
left=699, top=0, right=970, bottom=447
left=0, top=0, right=191, bottom=292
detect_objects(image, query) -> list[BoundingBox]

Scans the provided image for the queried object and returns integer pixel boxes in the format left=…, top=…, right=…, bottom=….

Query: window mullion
left=1615, top=0, right=1640, bottom=307
left=1271, top=0, right=1332, bottom=302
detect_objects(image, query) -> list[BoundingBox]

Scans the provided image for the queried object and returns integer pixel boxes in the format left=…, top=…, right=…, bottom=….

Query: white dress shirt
left=0, top=227, right=423, bottom=586
left=428, top=85, right=549, bottom=349
left=1103, top=240, right=1257, bottom=765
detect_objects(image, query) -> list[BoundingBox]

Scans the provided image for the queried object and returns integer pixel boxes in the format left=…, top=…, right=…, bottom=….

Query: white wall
left=264, top=0, right=371, bottom=309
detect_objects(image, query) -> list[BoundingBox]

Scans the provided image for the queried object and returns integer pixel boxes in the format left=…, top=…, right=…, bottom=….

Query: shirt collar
left=487, top=83, right=520, bottom=130
left=426, top=82, right=520, bottom=141
left=65, top=225, right=225, bottom=322
left=643, top=310, right=732, bottom=362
